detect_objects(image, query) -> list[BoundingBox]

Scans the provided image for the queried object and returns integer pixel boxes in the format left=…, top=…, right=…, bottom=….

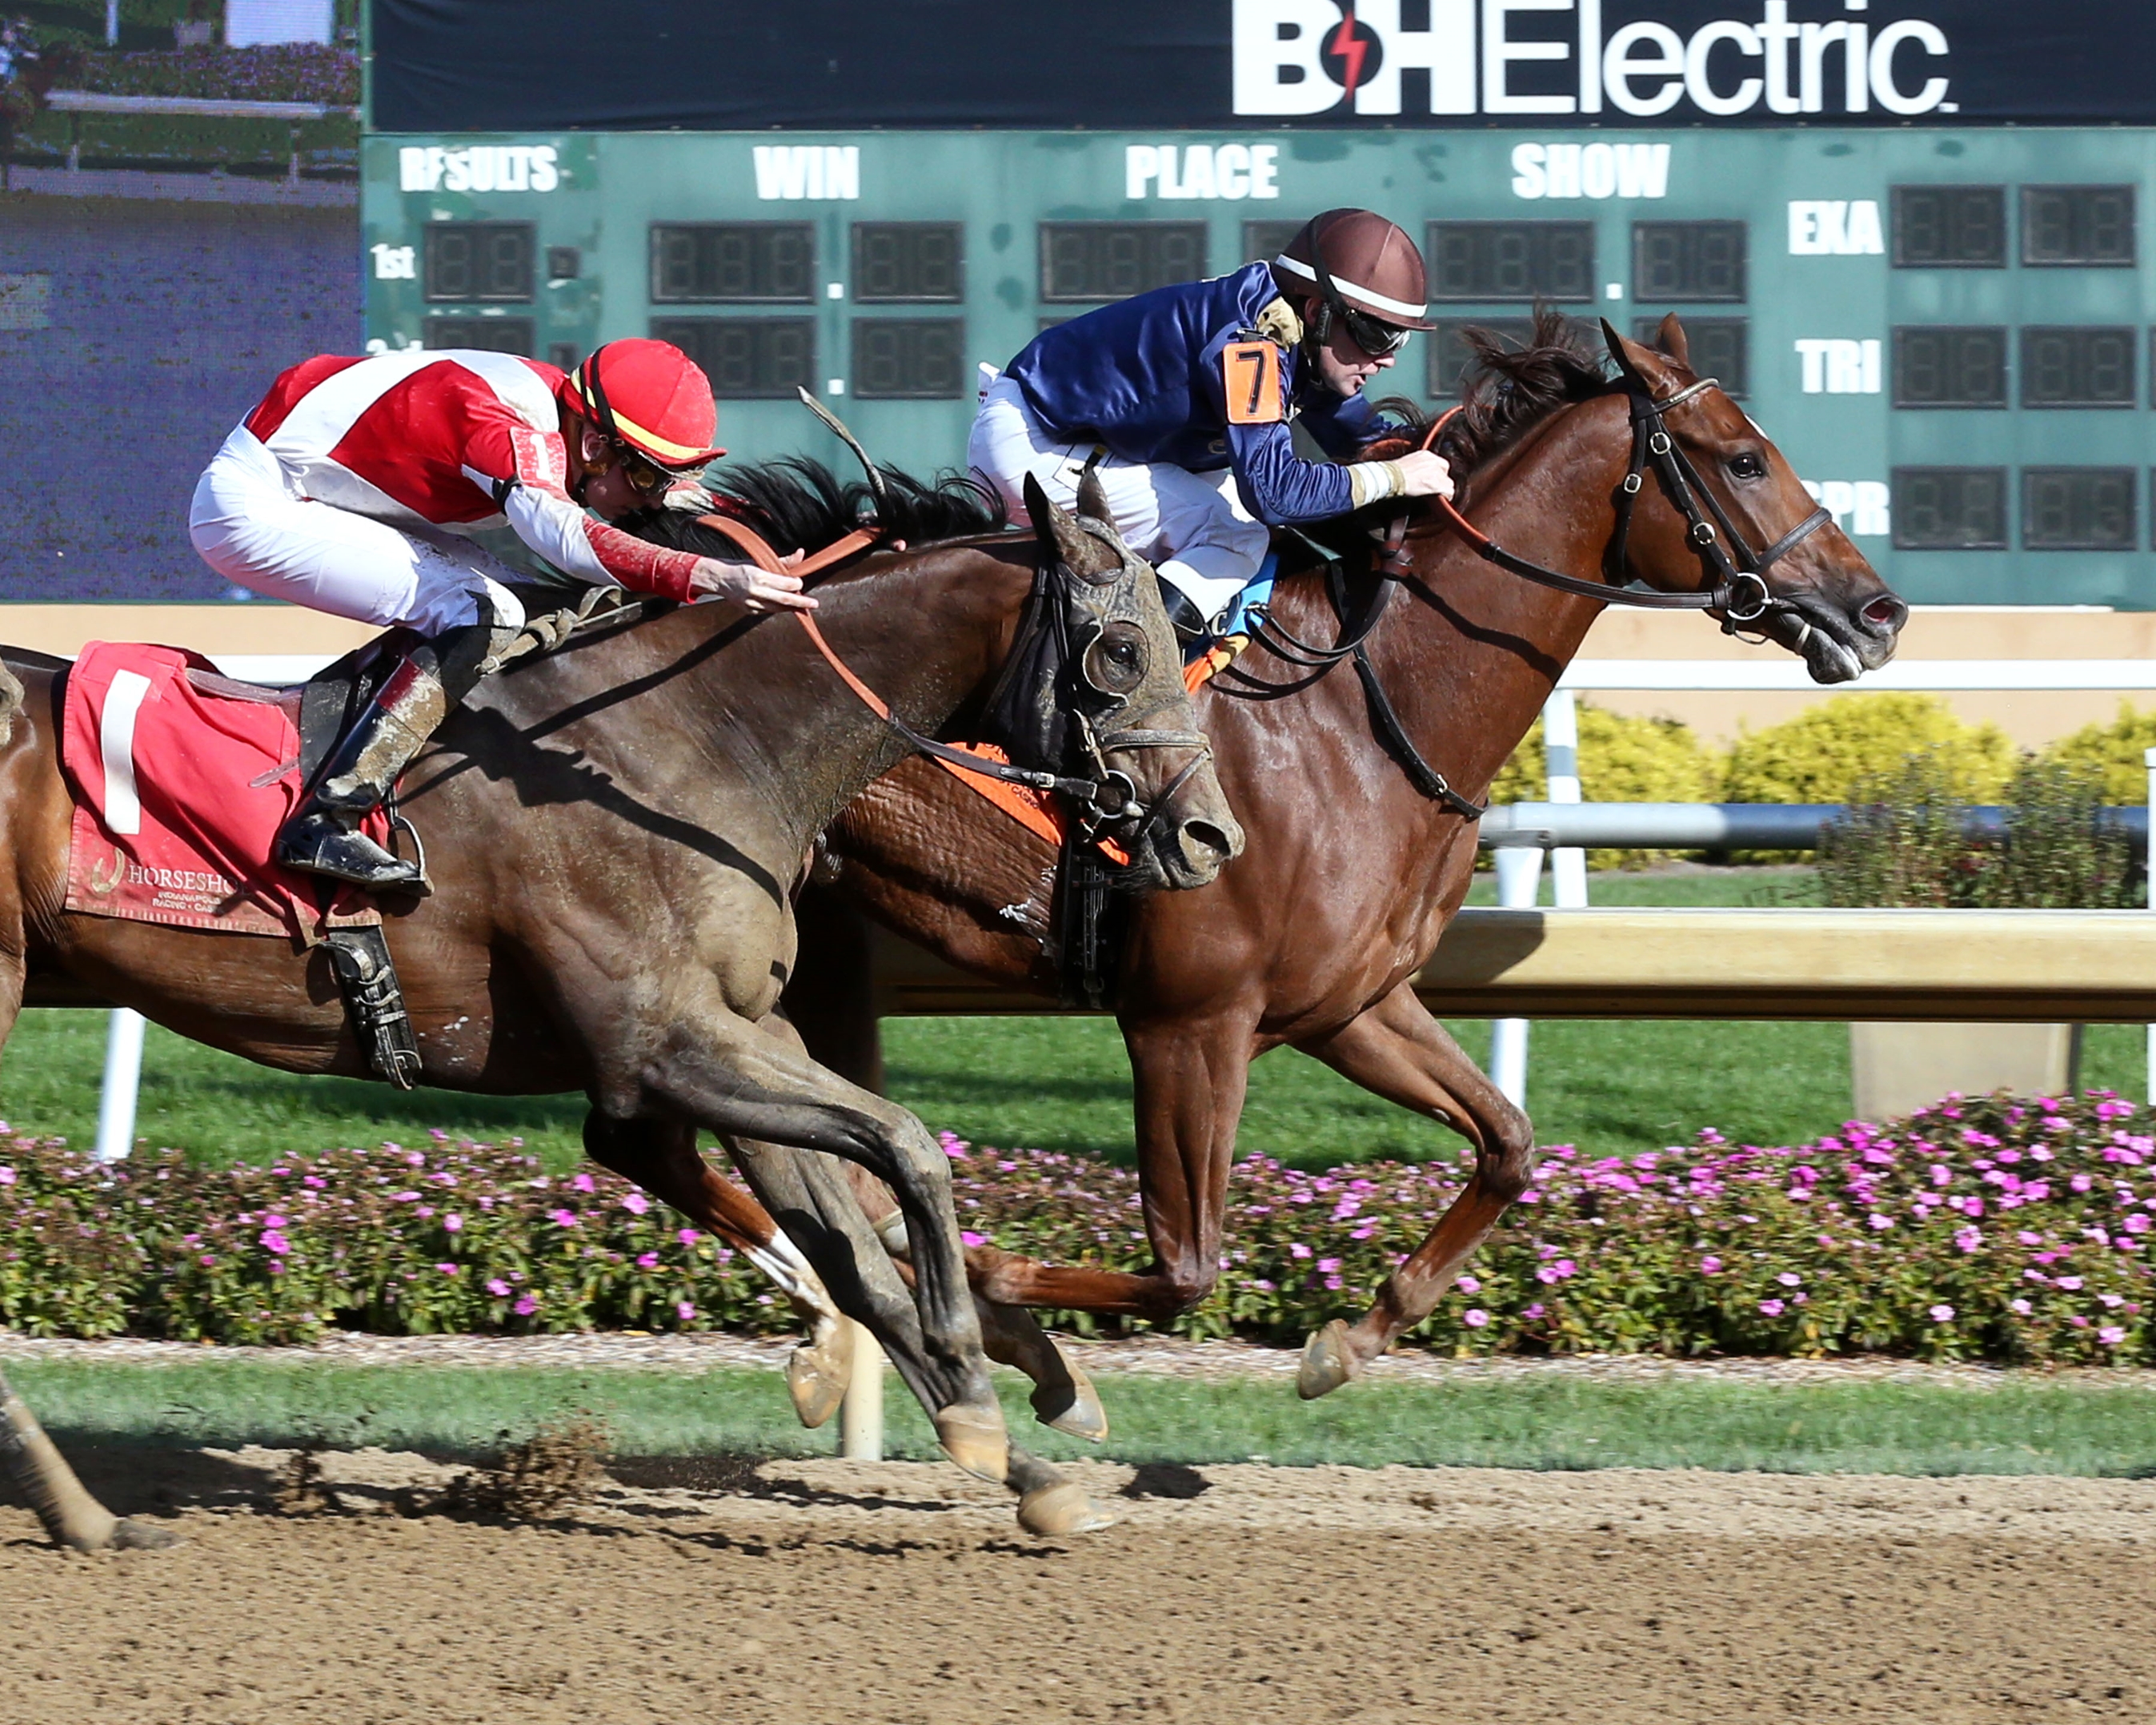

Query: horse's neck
left=677, top=543, right=1029, bottom=844
left=1363, top=394, right=1638, bottom=800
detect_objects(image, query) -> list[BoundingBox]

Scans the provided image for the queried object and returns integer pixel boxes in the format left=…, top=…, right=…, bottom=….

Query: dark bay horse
left=0, top=479, right=1236, bottom=1548
left=669, top=315, right=1909, bottom=1414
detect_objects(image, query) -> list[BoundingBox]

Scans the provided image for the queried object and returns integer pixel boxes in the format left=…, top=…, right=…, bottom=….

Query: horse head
left=1001, top=470, right=1244, bottom=891
left=1599, top=314, right=1906, bottom=683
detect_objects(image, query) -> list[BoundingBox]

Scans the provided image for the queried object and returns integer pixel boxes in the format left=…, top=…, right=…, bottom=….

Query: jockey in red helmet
left=190, top=338, right=812, bottom=890
left=974, top=208, right=1453, bottom=642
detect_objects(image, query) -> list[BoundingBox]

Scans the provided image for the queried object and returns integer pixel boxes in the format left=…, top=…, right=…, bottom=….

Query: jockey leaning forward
left=189, top=339, right=814, bottom=892
left=970, top=207, right=1456, bottom=643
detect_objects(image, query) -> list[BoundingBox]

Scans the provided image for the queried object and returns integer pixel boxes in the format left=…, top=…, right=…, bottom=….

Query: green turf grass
left=16, top=1356, right=2156, bottom=1478
left=5, top=866, right=2143, bottom=1170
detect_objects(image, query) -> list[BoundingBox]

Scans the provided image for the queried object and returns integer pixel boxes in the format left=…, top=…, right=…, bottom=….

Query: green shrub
left=1723, top=693, right=2014, bottom=804
left=2043, top=703, right=2156, bottom=805
left=1485, top=704, right=1721, bottom=865
left=1821, top=752, right=2139, bottom=909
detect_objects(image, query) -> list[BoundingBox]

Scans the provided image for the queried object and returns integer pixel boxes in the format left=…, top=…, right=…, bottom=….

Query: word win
left=752, top=146, right=860, bottom=201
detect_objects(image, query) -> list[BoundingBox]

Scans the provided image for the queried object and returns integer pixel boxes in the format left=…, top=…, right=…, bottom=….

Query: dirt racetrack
left=2, top=1446, right=2154, bottom=1724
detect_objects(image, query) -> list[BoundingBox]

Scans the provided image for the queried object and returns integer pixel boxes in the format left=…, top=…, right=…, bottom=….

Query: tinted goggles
left=612, top=443, right=682, bottom=497
left=1337, top=303, right=1412, bottom=358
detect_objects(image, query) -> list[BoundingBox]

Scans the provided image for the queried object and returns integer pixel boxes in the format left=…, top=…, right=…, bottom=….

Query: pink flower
left=1288, top=1242, right=1312, bottom=1260
left=677, top=1228, right=699, bottom=1246
left=1954, top=1227, right=1982, bottom=1254
left=2018, top=1230, right=2044, bottom=1246
left=622, top=1192, right=651, bottom=1215
left=1868, top=1214, right=1894, bottom=1230
left=1462, top=1309, right=1489, bottom=1329
left=1929, top=1304, right=1955, bottom=1322
left=2057, top=1275, right=2085, bottom=1291
left=2010, top=1298, right=2032, bottom=1315
left=1699, top=1255, right=1723, bottom=1273
left=259, top=1230, right=291, bottom=1256
left=548, top=1208, right=579, bottom=1228
left=1318, top=1258, right=1344, bottom=1274
left=960, top=1230, right=988, bottom=1249
left=675, top=1300, right=695, bottom=1322
left=443, top=1212, right=463, bottom=1233
left=1758, top=1298, right=1785, bottom=1316
left=513, top=1294, right=539, bottom=1315
left=435, top=1262, right=459, bottom=1276
left=1454, top=1274, right=1481, bottom=1293
left=0, top=1167, right=14, bottom=1185
left=2100, top=1326, right=2128, bottom=1346
left=636, top=1251, right=659, bottom=1269
left=261, top=1214, right=289, bottom=1230
left=571, top=1172, right=597, bottom=1193
left=1523, top=1302, right=1546, bottom=1319
left=1776, top=1271, right=1802, bottom=1287
left=486, top=1278, right=511, bottom=1297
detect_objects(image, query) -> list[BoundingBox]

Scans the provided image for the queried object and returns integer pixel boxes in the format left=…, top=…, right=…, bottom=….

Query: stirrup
left=275, top=811, right=427, bottom=892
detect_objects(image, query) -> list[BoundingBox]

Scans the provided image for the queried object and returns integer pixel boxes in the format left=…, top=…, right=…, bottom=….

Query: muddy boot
left=276, top=620, right=512, bottom=891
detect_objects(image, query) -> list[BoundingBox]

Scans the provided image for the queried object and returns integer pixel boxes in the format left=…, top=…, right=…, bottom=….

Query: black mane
left=622, top=455, right=1009, bottom=558
left=1367, top=307, right=1613, bottom=482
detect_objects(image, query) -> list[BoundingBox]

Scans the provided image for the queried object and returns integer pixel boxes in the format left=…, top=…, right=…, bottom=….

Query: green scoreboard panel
left=362, top=127, right=2156, bottom=608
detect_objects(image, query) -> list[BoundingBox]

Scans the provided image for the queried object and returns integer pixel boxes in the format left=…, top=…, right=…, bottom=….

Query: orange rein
left=691, top=512, right=1123, bottom=861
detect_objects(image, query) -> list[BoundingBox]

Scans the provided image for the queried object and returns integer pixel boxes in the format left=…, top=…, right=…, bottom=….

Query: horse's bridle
left=1420, top=375, right=1833, bottom=632
left=1244, top=371, right=1833, bottom=821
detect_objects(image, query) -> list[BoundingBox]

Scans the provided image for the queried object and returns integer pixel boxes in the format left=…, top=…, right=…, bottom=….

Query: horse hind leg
left=581, top=1112, right=855, bottom=1430
left=0, top=1366, right=178, bottom=1550
left=1294, top=982, right=1536, bottom=1398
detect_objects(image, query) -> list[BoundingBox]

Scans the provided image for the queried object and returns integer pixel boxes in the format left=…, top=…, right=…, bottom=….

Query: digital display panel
left=1428, top=222, right=1594, bottom=303
left=852, top=223, right=964, bottom=303
left=1632, top=222, right=1746, bottom=303
left=422, top=316, right=534, bottom=355
left=1634, top=316, right=1748, bottom=397
left=423, top=223, right=534, bottom=303
left=2020, top=327, right=2136, bottom=407
left=1893, top=327, right=2009, bottom=407
left=649, top=317, right=816, bottom=399
left=1039, top=223, right=1206, bottom=303
left=2024, top=467, right=2136, bottom=548
left=1242, top=220, right=1301, bottom=265
left=1891, top=187, right=2006, bottom=267
left=1429, top=318, right=1537, bottom=398
left=2022, top=187, right=2135, bottom=267
left=852, top=319, right=966, bottom=399
left=1892, top=467, right=2009, bottom=550
left=650, top=224, right=815, bottom=303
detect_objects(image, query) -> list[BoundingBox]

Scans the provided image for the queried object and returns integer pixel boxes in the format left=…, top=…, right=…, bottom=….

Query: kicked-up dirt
left=1, top=1446, right=2153, bottom=1723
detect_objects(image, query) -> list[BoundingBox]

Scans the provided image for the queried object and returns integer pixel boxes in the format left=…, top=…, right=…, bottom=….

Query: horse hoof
left=785, top=1319, right=856, bottom=1430
left=933, top=1405, right=1010, bottom=1484
left=110, top=1518, right=182, bottom=1552
left=1017, top=1481, right=1116, bottom=1537
left=1031, top=1356, right=1109, bottom=1443
left=1296, top=1319, right=1362, bottom=1400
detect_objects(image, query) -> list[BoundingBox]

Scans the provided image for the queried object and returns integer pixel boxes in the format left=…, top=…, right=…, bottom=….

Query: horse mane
left=1364, top=306, right=1613, bottom=481
left=621, top=455, right=1010, bottom=559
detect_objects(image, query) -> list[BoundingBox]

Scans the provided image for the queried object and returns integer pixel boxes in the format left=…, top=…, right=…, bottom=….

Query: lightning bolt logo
left=1327, top=7, right=1369, bottom=99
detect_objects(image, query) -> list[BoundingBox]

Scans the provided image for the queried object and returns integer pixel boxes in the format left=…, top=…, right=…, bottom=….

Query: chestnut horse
left=0, top=479, right=1236, bottom=1548
left=666, top=315, right=1909, bottom=1418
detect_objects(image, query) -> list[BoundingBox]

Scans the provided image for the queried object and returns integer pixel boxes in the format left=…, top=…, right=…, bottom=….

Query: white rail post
left=1489, top=846, right=1543, bottom=1107
left=839, top=1318, right=884, bottom=1462
left=1543, top=688, right=1589, bottom=909
left=2145, top=748, right=2155, bottom=1107
left=94, top=1008, right=146, bottom=1164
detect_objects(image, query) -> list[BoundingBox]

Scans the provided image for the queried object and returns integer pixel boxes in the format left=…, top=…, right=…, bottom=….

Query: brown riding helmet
left=1270, top=209, right=1437, bottom=335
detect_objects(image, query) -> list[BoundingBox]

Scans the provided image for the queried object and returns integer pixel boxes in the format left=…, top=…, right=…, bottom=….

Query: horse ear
left=1655, top=311, right=1693, bottom=371
left=1024, top=471, right=1120, bottom=580
left=1075, top=463, right=1112, bottom=526
left=1601, top=317, right=1681, bottom=393
left=1599, top=317, right=1645, bottom=385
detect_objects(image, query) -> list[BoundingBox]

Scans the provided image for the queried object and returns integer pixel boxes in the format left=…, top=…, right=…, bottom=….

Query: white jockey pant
left=188, top=423, right=527, bottom=637
left=968, top=375, right=1270, bottom=629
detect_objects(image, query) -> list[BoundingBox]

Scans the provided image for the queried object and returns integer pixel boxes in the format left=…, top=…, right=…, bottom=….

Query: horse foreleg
left=581, top=1112, right=855, bottom=1430
left=0, top=1361, right=179, bottom=1551
left=1292, top=981, right=1535, bottom=1398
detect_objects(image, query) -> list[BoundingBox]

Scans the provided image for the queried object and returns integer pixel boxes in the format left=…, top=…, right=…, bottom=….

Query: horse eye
left=1729, top=451, right=1766, bottom=480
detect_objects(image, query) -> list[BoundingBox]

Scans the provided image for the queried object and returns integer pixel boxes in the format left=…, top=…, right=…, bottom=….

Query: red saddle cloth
left=61, top=641, right=387, bottom=941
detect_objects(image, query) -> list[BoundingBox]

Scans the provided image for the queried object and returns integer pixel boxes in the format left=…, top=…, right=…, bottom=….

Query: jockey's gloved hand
left=662, top=479, right=717, bottom=513
left=689, top=553, right=818, bottom=614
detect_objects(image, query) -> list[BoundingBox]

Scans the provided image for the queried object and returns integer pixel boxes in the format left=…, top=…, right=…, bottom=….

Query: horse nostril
left=1860, top=594, right=1906, bottom=632
left=1179, top=819, right=1240, bottom=868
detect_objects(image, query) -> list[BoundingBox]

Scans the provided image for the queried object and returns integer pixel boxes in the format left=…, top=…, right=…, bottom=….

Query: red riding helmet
left=562, top=338, right=726, bottom=469
left=1270, top=209, right=1438, bottom=339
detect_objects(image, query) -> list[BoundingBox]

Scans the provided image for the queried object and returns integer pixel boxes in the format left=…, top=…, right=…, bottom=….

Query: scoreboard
left=360, top=126, right=2156, bottom=608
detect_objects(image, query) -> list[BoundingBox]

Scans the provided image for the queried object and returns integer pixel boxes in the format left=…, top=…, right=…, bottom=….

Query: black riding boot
left=275, top=620, right=510, bottom=891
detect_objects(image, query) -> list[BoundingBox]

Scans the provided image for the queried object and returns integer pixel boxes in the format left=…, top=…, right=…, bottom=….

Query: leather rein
left=1248, top=375, right=1833, bottom=821
left=691, top=511, right=1192, bottom=832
